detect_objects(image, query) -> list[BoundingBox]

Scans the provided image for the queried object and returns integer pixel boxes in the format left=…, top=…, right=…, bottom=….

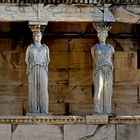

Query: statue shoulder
left=26, top=44, right=34, bottom=51
left=43, top=44, right=49, bottom=50
left=91, top=43, right=98, bottom=50
left=107, top=43, right=113, bottom=47
left=107, top=44, right=115, bottom=52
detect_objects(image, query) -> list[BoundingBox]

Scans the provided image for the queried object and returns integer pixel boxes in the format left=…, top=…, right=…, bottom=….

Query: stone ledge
left=86, top=115, right=109, bottom=124
left=0, top=115, right=139, bottom=125
left=0, top=116, right=85, bottom=124
left=110, top=115, right=140, bottom=124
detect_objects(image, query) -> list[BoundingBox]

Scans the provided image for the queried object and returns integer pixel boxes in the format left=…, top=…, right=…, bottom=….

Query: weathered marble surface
left=1, top=4, right=140, bottom=24
left=117, top=124, right=140, bottom=140
left=86, top=115, right=108, bottom=124
left=64, top=125, right=98, bottom=140
left=0, top=124, right=11, bottom=140
left=0, top=4, right=115, bottom=23
left=12, top=125, right=63, bottom=140
left=110, top=5, right=140, bottom=23
left=64, top=124, right=115, bottom=140
left=0, top=117, right=140, bottom=140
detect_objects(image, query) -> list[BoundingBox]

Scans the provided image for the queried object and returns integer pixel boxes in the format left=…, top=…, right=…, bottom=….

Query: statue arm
left=91, top=46, right=95, bottom=83
left=47, top=46, right=50, bottom=64
left=108, top=44, right=115, bottom=53
left=25, top=46, right=30, bottom=65
left=43, top=44, right=50, bottom=64
left=112, top=46, right=115, bottom=53
left=25, top=46, right=31, bottom=74
left=91, top=47, right=94, bottom=60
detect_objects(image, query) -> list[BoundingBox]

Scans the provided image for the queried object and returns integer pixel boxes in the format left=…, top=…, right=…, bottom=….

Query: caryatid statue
left=91, top=23, right=115, bottom=115
left=25, top=25, right=50, bottom=114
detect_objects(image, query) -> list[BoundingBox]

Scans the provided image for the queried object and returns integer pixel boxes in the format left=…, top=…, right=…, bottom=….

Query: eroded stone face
left=2, top=4, right=140, bottom=23
left=0, top=4, right=115, bottom=23
left=110, top=6, right=140, bottom=23
left=64, top=124, right=115, bottom=140
left=117, top=125, right=140, bottom=140
left=12, top=125, right=63, bottom=140
left=0, top=124, right=11, bottom=140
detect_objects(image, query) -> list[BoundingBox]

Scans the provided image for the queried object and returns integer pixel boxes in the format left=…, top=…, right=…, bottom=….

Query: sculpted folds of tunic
left=91, top=43, right=114, bottom=114
left=92, top=43, right=114, bottom=76
left=25, top=43, right=50, bottom=114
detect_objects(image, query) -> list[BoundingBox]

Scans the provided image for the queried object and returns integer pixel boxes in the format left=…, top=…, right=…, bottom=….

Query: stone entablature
left=0, top=4, right=140, bottom=25
left=0, top=4, right=115, bottom=24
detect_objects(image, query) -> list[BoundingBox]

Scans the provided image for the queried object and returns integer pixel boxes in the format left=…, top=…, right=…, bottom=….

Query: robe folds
left=25, top=44, right=50, bottom=113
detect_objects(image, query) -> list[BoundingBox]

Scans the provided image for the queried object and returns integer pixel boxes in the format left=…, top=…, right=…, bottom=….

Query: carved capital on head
left=29, top=25, right=41, bottom=33
left=29, top=25, right=47, bottom=33
left=92, top=22, right=112, bottom=33
left=92, top=22, right=113, bottom=43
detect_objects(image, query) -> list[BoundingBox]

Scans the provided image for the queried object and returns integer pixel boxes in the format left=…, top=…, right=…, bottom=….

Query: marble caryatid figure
left=91, top=24, right=115, bottom=114
left=25, top=30, right=50, bottom=114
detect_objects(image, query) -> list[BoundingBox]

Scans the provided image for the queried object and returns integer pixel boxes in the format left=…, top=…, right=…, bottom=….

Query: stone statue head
left=33, top=31, right=42, bottom=43
left=93, top=22, right=112, bottom=44
left=97, top=29, right=108, bottom=43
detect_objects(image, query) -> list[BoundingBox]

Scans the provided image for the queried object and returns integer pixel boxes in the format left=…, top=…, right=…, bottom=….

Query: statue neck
left=99, top=41, right=106, bottom=45
left=34, top=41, right=41, bottom=47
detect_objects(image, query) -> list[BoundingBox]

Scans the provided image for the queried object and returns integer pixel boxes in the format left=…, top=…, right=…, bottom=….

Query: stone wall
left=0, top=22, right=28, bottom=115
left=0, top=123, right=140, bottom=140
left=0, top=22, right=140, bottom=116
left=47, top=38, right=94, bottom=115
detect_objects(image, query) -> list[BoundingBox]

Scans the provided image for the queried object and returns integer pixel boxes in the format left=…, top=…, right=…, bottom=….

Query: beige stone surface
left=48, top=85, right=68, bottom=102
left=114, top=69, right=137, bottom=82
left=86, top=115, right=108, bottom=124
left=69, top=52, right=92, bottom=69
left=64, top=86, right=92, bottom=103
left=110, top=6, right=140, bottom=23
left=113, top=103, right=140, bottom=116
left=0, top=85, right=27, bottom=115
left=113, top=86, right=138, bottom=104
left=49, top=52, right=68, bottom=69
left=49, top=103, right=66, bottom=115
left=12, top=125, right=63, bottom=140
left=69, top=103, right=93, bottom=115
left=64, top=125, right=115, bottom=140
left=114, top=51, right=137, bottom=82
left=138, top=86, right=140, bottom=103
left=0, top=103, right=23, bottom=115
left=117, top=124, right=140, bottom=140
left=0, top=39, right=12, bottom=51
left=127, top=5, right=140, bottom=14
left=115, top=39, right=135, bottom=52
left=47, top=37, right=94, bottom=115
left=0, top=4, right=113, bottom=23
left=133, top=71, right=140, bottom=83
left=48, top=70, right=68, bottom=85
left=64, top=125, right=98, bottom=140
left=114, top=52, right=137, bottom=70
left=0, top=124, right=11, bottom=140
left=68, top=69, right=92, bottom=86
left=0, top=69, right=24, bottom=85
left=85, top=125, right=115, bottom=140
left=69, top=39, right=94, bottom=52
left=47, top=39, right=69, bottom=52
